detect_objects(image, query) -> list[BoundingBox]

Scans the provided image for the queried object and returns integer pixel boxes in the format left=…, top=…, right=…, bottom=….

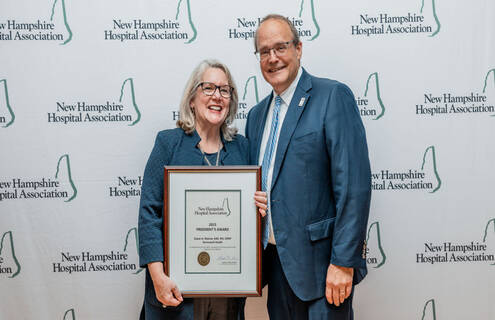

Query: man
left=246, top=14, right=371, bottom=319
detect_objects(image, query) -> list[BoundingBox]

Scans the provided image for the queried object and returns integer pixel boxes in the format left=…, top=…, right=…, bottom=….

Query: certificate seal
left=197, top=252, right=210, bottom=266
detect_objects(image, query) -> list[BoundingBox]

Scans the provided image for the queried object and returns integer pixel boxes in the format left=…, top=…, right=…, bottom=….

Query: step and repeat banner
left=1, top=0, right=494, bottom=319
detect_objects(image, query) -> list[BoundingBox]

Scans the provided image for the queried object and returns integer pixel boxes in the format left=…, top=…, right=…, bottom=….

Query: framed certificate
left=163, top=166, right=262, bottom=297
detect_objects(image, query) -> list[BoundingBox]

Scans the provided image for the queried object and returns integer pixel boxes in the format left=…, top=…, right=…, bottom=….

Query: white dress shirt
left=258, top=67, right=302, bottom=245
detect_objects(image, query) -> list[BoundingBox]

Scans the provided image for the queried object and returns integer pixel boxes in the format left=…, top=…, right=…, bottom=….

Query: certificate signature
left=217, top=255, right=239, bottom=265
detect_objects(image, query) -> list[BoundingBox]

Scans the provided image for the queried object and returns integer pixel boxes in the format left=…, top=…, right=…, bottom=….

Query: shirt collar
left=275, top=66, right=302, bottom=106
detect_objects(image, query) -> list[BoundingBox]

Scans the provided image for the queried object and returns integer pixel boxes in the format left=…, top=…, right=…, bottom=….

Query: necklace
left=199, top=140, right=222, bottom=166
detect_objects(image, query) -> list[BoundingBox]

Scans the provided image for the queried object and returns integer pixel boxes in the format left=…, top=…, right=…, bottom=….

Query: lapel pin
left=298, top=97, right=305, bottom=107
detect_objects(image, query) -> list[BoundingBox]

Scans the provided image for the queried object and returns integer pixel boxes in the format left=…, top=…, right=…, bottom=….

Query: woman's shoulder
left=227, top=133, right=248, bottom=147
left=151, top=128, right=185, bottom=152
left=226, top=133, right=249, bottom=160
left=156, top=127, right=184, bottom=140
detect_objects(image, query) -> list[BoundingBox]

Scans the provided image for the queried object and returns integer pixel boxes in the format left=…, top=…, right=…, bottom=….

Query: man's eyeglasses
left=254, top=40, right=296, bottom=61
left=197, top=82, right=233, bottom=98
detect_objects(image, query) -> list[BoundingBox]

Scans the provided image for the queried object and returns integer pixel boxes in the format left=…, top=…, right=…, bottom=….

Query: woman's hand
left=148, top=261, right=183, bottom=307
left=254, top=191, right=268, bottom=217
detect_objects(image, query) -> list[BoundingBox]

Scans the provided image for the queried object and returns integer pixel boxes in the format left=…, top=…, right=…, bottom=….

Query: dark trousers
left=194, top=297, right=245, bottom=320
left=140, top=297, right=244, bottom=320
left=264, top=244, right=354, bottom=320
left=143, top=298, right=194, bottom=320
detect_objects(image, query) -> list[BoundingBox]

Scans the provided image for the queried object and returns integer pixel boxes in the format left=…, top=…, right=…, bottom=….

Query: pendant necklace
left=200, top=140, right=222, bottom=166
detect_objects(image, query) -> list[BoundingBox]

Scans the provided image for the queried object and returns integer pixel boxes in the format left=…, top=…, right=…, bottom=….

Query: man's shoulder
left=305, top=74, right=357, bottom=104
left=304, top=70, right=350, bottom=93
left=250, top=94, right=271, bottom=113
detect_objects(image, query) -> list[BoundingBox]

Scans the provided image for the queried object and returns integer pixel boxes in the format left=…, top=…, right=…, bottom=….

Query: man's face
left=256, top=19, right=302, bottom=95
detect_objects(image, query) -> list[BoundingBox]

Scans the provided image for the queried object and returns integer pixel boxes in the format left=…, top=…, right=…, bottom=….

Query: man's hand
left=326, top=264, right=353, bottom=306
left=254, top=191, right=268, bottom=217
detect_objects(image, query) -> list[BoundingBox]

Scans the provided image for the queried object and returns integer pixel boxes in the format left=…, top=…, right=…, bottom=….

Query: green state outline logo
left=119, top=78, right=141, bottom=126
left=364, top=72, right=386, bottom=120
left=63, top=308, right=76, bottom=320
left=421, top=146, right=441, bottom=193
left=222, top=197, right=231, bottom=216
left=50, top=0, right=73, bottom=45
left=420, top=0, right=441, bottom=37
left=242, top=76, right=260, bottom=104
left=483, top=68, right=495, bottom=93
left=0, top=79, right=15, bottom=128
left=366, top=221, right=386, bottom=268
left=482, top=218, right=495, bottom=265
left=176, top=0, right=197, bottom=44
left=124, top=227, right=144, bottom=274
left=0, top=231, right=21, bottom=278
left=55, top=154, right=77, bottom=202
left=482, top=68, right=495, bottom=117
left=421, top=298, right=437, bottom=320
left=298, top=0, right=320, bottom=41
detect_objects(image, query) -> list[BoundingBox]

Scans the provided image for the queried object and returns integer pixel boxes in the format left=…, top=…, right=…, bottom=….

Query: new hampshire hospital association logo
left=124, top=227, right=144, bottom=274
left=358, top=68, right=495, bottom=120
left=421, top=298, right=437, bottom=320
left=416, top=218, right=495, bottom=266
left=0, top=79, right=15, bottom=128
left=365, top=221, right=386, bottom=268
left=372, top=145, right=441, bottom=193
left=104, top=0, right=197, bottom=43
left=416, top=68, right=495, bottom=117
left=0, top=154, right=77, bottom=202
left=0, top=0, right=72, bottom=45
left=366, top=217, right=495, bottom=273
left=484, top=68, right=495, bottom=117
left=47, top=78, right=141, bottom=126
left=232, top=75, right=260, bottom=132
left=228, top=0, right=320, bottom=41
left=351, top=0, right=441, bottom=37
left=483, top=218, right=495, bottom=265
left=355, top=72, right=386, bottom=120
left=0, top=231, right=21, bottom=278
left=62, top=308, right=75, bottom=320
left=51, top=227, right=140, bottom=274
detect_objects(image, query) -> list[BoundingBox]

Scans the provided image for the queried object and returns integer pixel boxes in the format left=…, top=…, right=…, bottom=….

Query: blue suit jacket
left=245, top=69, right=371, bottom=301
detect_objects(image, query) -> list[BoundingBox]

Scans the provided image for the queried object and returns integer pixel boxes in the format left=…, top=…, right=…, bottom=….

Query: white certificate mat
left=164, top=166, right=261, bottom=297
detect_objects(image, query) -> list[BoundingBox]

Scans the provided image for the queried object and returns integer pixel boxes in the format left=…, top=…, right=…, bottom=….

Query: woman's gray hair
left=177, top=59, right=239, bottom=141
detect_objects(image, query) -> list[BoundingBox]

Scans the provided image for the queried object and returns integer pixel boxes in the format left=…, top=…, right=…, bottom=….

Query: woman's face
left=190, top=67, right=231, bottom=132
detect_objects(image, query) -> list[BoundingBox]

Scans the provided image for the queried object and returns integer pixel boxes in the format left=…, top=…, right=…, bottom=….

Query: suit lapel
left=271, top=70, right=312, bottom=190
left=182, top=130, right=203, bottom=164
left=253, top=93, right=273, bottom=164
left=220, top=133, right=230, bottom=164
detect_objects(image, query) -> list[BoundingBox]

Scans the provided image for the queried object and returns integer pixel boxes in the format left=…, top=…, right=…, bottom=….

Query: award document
left=164, top=166, right=261, bottom=297
left=185, top=190, right=241, bottom=274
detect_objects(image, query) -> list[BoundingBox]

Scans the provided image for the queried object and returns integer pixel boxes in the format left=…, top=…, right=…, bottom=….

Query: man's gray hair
left=177, top=59, right=239, bottom=141
left=254, top=14, right=301, bottom=52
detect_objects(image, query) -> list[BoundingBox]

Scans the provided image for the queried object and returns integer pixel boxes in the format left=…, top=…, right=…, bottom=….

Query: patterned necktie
left=261, top=95, right=282, bottom=248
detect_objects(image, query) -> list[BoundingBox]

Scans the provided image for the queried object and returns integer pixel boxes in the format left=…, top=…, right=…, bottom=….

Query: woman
left=138, top=59, right=267, bottom=319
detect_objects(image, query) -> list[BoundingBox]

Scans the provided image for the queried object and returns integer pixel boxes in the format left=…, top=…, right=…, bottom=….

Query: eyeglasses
left=197, top=82, right=233, bottom=98
left=254, top=40, right=296, bottom=61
